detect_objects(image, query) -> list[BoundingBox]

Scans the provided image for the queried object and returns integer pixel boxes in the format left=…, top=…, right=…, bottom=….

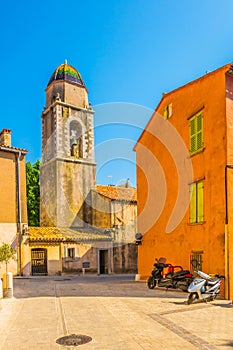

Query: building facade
left=0, top=129, right=28, bottom=276
left=135, top=63, right=233, bottom=299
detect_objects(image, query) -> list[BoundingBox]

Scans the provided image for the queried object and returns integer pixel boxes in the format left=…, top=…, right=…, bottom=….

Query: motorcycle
left=187, top=267, right=225, bottom=304
left=147, top=258, right=193, bottom=292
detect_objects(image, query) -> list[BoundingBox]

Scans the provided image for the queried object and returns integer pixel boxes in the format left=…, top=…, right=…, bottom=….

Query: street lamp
left=135, top=232, right=143, bottom=246
left=224, top=164, right=233, bottom=300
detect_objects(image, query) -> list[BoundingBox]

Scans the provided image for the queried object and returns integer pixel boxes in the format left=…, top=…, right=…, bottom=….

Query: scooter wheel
left=187, top=292, right=198, bottom=304
left=147, top=276, right=156, bottom=289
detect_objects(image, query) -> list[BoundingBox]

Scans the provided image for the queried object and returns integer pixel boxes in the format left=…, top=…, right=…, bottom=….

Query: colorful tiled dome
left=47, top=62, right=85, bottom=87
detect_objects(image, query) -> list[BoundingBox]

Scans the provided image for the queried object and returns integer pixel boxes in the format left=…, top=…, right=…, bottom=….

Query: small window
left=190, top=180, right=204, bottom=224
left=67, top=247, right=75, bottom=259
left=190, top=251, right=203, bottom=273
left=163, top=103, right=172, bottom=120
left=190, top=112, right=203, bottom=155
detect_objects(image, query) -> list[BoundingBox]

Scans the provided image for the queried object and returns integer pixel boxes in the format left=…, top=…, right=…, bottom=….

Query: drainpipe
left=0, top=146, right=25, bottom=275
left=16, top=151, right=22, bottom=275
left=225, top=165, right=233, bottom=300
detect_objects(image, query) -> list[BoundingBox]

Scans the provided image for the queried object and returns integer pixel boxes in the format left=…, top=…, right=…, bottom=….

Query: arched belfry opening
left=70, top=121, right=83, bottom=158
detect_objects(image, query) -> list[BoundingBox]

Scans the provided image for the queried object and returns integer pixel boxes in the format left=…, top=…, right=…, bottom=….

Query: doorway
left=31, top=248, right=48, bottom=275
left=99, top=249, right=108, bottom=274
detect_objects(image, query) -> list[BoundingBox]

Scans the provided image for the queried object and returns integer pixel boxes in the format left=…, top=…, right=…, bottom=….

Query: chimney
left=125, top=178, right=130, bottom=188
left=0, top=129, right=12, bottom=147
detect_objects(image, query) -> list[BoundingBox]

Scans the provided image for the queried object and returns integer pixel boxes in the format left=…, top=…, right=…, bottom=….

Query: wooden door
left=31, top=248, right=48, bottom=275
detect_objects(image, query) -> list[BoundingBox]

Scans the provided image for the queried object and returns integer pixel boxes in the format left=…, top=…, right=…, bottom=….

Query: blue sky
left=1, top=0, right=233, bottom=186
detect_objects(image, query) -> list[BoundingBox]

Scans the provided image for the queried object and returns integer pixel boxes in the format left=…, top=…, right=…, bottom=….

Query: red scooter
left=147, top=258, right=193, bottom=292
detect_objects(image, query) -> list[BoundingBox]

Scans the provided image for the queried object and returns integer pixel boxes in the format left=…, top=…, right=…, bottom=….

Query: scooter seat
left=207, top=278, right=219, bottom=285
left=174, top=270, right=190, bottom=276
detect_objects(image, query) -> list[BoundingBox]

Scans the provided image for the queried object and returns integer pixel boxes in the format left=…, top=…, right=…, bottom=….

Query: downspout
left=224, top=164, right=233, bottom=300
left=16, top=151, right=22, bottom=275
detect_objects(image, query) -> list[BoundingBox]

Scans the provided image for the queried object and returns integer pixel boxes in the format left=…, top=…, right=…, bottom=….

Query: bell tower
left=40, top=62, right=96, bottom=227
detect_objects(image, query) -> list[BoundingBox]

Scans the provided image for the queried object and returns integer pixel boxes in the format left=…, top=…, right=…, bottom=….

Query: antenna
left=108, top=175, right=113, bottom=186
left=65, top=59, right=68, bottom=64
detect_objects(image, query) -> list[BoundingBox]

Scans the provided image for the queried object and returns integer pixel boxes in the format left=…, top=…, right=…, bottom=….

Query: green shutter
left=190, top=183, right=197, bottom=223
left=190, top=112, right=203, bottom=155
left=196, top=113, right=203, bottom=151
left=164, top=106, right=168, bottom=120
left=197, top=181, right=204, bottom=222
left=190, top=117, right=197, bottom=155
left=168, top=103, right=173, bottom=118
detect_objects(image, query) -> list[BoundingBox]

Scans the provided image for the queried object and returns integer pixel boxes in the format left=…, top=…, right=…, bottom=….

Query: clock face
left=135, top=233, right=142, bottom=240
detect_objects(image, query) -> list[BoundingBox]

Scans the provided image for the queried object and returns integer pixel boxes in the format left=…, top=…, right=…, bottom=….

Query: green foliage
left=26, top=159, right=41, bottom=226
left=0, top=243, right=16, bottom=274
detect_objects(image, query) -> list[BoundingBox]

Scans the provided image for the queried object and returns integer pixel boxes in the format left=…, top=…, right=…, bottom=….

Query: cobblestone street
left=0, top=275, right=233, bottom=349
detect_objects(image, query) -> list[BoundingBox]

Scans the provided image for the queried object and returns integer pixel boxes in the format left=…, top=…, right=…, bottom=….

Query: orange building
left=135, top=63, right=233, bottom=299
left=0, top=129, right=28, bottom=275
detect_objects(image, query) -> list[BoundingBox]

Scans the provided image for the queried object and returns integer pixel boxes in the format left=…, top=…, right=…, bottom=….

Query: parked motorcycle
left=187, top=267, right=224, bottom=304
left=147, top=258, right=193, bottom=292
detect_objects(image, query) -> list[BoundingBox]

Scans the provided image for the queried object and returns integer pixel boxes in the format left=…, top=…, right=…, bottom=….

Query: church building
left=22, top=62, right=137, bottom=276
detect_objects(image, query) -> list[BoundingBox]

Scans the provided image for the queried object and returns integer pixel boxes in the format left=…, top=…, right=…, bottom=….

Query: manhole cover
left=56, top=334, right=92, bottom=346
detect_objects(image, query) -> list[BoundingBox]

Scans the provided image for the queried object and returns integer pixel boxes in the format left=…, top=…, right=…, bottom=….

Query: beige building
left=0, top=129, right=28, bottom=276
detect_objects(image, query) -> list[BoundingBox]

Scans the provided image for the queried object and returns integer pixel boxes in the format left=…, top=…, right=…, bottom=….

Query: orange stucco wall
left=136, top=64, right=233, bottom=298
left=0, top=149, right=28, bottom=276
left=0, top=150, right=27, bottom=223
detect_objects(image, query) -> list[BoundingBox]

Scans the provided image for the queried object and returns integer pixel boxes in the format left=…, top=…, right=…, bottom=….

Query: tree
left=0, top=243, right=16, bottom=274
left=26, top=159, right=41, bottom=226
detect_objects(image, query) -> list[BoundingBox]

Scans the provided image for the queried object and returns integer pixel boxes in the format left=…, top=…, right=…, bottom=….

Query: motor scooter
left=147, top=258, right=193, bottom=292
left=187, top=264, right=224, bottom=304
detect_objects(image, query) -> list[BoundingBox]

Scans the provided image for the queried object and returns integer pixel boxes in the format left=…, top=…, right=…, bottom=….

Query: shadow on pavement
left=221, top=342, right=233, bottom=347
left=12, top=275, right=188, bottom=300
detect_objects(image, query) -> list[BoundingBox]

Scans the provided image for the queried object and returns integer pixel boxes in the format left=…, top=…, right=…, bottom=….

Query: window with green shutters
left=163, top=104, right=173, bottom=120
left=190, top=112, right=203, bottom=155
left=190, top=180, right=204, bottom=223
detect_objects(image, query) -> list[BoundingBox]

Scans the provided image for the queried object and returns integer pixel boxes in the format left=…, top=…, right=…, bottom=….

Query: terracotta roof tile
left=0, top=145, right=28, bottom=154
left=96, top=185, right=137, bottom=202
left=28, top=226, right=111, bottom=243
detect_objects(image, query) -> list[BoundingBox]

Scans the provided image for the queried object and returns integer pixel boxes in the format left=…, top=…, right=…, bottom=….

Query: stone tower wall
left=40, top=159, right=96, bottom=227
left=46, top=81, right=88, bottom=109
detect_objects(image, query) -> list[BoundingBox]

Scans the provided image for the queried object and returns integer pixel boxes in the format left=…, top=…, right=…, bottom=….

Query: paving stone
left=0, top=275, right=232, bottom=349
